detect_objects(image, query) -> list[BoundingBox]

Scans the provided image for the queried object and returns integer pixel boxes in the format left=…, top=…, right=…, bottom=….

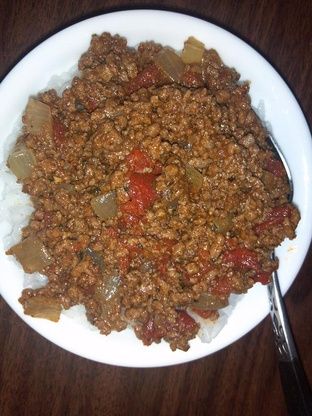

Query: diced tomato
left=191, top=308, right=218, bottom=320
left=119, top=212, right=140, bottom=227
left=120, top=151, right=161, bottom=226
left=175, top=310, right=198, bottom=333
left=140, top=319, right=164, bottom=345
left=125, top=64, right=162, bottom=94
left=253, top=271, right=271, bottom=285
left=126, top=148, right=163, bottom=175
left=120, top=171, right=157, bottom=223
left=181, top=70, right=204, bottom=88
left=139, top=312, right=198, bottom=345
left=53, top=119, right=65, bottom=146
left=129, top=172, right=158, bottom=210
left=222, top=248, right=272, bottom=286
left=223, top=248, right=259, bottom=271
left=120, top=199, right=145, bottom=217
left=126, top=149, right=154, bottom=173
left=265, top=158, right=285, bottom=177
left=254, top=205, right=292, bottom=234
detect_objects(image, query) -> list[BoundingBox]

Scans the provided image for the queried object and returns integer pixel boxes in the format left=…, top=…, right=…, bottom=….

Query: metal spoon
left=267, top=134, right=312, bottom=416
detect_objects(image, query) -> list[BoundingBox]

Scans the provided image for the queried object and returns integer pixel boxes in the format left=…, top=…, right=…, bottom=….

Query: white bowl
left=0, top=10, right=311, bottom=367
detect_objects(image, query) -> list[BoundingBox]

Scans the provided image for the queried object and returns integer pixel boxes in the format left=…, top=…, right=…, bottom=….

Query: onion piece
left=185, top=164, right=203, bottom=192
left=181, top=36, right=205, bottom=64
left=192, top=293, right=229, bottom=310
left=23, top=296, right=62, bottom=322
left=7, top=236, right=52, bottom=273
left=7, top=143, right=36, bottom=180
left=95, top=275, right=121, bottom=302
left=213, top=215, right=233, bottom=234
left=24, top=98, right=53, bottom=137
left=91, top=191, right=117, bottom=220
left=154, top=48, right=185, bottom=83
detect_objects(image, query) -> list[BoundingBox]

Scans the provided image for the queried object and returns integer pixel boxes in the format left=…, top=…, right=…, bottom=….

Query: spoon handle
left=268, top=271, right=312, bottom=416
left=279, top=359, right=312, bottom=416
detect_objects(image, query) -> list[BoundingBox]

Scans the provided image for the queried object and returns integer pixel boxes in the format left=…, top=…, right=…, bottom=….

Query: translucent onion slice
left=7, top=143, right=36, bottom=180
left=24, top=98, right=53, bottom=137
left=95, top=275, right=121, bottom=302
left=91, top=190, right=117, bottom=220
left=213, top=215, right=233, bottom=234
left=23, top=296, right=62, bottom=322
left=7, top=236, right=52, bottom=273
left=154, top=48, right=185, bottom=83
left=192, top=293, right=229, bottom=310
left=185, top=164, right=203, bottom=192
left=181, top=36, right=205, bottom=64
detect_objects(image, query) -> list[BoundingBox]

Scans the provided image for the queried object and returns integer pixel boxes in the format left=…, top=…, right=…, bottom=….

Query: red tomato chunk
left=126, top=64, right=162, bottom=94
left=223, top=248, right=259, bottom=271
left=264, top=158, right=285, bottom=177
left=254, top=205, right=292, bottom=234
left=126, top=149, right=155, bottom=173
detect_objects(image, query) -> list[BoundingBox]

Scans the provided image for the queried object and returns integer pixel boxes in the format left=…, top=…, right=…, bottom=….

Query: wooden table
left=0, top=1, right=311, bottom=415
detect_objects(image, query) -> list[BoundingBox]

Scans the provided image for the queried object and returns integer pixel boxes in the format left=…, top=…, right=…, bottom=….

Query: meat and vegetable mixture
left=6, top=33, right=300, bottom=351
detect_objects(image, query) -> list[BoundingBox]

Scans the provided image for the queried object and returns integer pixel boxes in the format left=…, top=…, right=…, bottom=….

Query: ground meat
left=8, top=33, right=300, bottom=351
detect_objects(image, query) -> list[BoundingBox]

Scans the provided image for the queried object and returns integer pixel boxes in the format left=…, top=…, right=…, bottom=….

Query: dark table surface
left=0, top=1, right=311, bottom=415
